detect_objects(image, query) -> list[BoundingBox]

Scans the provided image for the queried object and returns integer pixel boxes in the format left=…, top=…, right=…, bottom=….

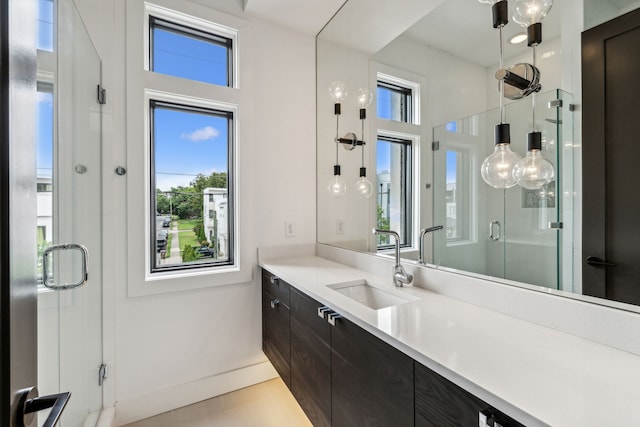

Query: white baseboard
left=113, top=361, right=278, bottom=426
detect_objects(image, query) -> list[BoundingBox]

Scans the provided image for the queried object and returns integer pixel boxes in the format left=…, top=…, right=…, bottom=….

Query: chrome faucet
left=418, top=225, right=444, bottom=265
left=372, top=228, right=413, bottom=287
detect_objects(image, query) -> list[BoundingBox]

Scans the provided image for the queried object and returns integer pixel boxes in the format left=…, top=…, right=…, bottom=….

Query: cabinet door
left=262, top=290, right=290, bottom=387
left=332, top=317, right=414, bottom=427
left=415, top=362, right=524, bottom=427
left=290, top=288, right=332, bottom=427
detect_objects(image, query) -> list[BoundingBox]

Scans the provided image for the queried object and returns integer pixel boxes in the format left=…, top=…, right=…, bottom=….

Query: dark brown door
left=583, top=7, right=640, bottom=305
left=1, top=0, right=38, bottom=425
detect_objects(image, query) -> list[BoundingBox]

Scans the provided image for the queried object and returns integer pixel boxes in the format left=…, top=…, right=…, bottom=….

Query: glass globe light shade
left=327, top=175, right=347, bottom=197
left=481, top=143, right=522, bottom=188
left=328, top=81, right=348, bottom=103
left=354, top=176, right=374, bottom=198
left=512, top=0, right=553, bottom=27
left=356, top=88, right=373, bottom=108
left=512, top=149, right=555, bottom=189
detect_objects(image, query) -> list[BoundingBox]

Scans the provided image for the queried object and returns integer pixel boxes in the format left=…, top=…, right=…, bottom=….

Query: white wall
left=72, top=0, right=316, bottom=424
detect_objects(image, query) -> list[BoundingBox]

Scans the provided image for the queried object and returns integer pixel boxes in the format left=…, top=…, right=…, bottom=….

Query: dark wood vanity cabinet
left=261, top=269, right=524, bottom=427
left=261, top=270, right=291, bottom=387
left=290, top=287, right=332, bottom=427
left=288, top=285, right=413, bottom=427
left=415, top=362, right=524, bottom=427
left=331, top=315, right=414, bottom=427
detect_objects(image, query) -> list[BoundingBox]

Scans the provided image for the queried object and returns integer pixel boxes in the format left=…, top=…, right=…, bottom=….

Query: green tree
left=156, top=190, right=170, bottom=214
left=182, top=244, right=199, bottom=262
left=376, top=205, right=390, bottom=245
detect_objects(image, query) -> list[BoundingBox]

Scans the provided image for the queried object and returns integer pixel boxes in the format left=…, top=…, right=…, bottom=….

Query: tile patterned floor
left=122, top=378, right=312, bottom=427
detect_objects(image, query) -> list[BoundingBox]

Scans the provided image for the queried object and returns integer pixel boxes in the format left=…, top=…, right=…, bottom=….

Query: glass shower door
left=432, top=89, right=573, bottom=290
left=432, top=107, right=506, bottom=279
left=36, top=0, right=103, bottom=425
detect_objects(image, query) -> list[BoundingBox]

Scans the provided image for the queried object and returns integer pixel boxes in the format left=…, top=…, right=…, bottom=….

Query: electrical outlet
left=336, top=220, right=344, bottom=235
left=285, top=221, right=295, bottom=238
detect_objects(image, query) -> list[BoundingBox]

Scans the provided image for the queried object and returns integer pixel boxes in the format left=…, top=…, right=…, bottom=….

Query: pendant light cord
left=531, top=44, right=537, bottom=132
left=499, top=25, right=505, bottom=124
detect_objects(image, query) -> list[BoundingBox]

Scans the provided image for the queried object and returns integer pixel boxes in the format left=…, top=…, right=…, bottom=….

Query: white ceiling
left=242, top=0, right=347, bottom=35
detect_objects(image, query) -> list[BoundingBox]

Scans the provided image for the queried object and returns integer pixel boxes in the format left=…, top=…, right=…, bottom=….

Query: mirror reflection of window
left=37, top=0, right=54, bottom=52
left=376, top=136, right=412, bottom=249
left=444, top=146, right=471, bottom=244
left=377, top=81, right=412, bottom=123
left=36, top=84, right=54, bottom=281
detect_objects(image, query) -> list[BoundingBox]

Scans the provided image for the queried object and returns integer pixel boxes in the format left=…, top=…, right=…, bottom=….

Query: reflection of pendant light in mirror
left=480, top=0, right=522, bottom=188
left=512, top=0, right=553, bottom=28
left=328, top=81, right=347, bottom=196
left=513, top=8, right=555, bottom=190
left=354, top=88, right=373, bottom=198
left=513, top=132, right=555, bottom=189
left=481, top=124, right=522, bottom=188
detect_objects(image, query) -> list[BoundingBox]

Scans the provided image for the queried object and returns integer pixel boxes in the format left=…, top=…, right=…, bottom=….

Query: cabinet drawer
left=262, top=291, right=290, bottom=387
left=415, top=361, right=524, bottom=427
left=262, top=268, right=290, bottom=307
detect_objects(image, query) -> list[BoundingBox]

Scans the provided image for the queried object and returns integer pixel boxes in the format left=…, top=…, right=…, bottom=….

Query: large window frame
left=376, top=134, right=414, bottom=250
left=126, top=0, right=250, bottom=296
left=148, top=99, right=235, bottom=274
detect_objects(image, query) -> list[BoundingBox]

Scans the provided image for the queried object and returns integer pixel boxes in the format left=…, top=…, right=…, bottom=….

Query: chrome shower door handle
left=42, top=243, right=89, bottom=290
left=489, top=221, right=501, bottom=241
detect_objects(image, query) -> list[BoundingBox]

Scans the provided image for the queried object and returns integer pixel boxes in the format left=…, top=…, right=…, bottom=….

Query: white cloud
left=181, top=126, right=219, bottom=142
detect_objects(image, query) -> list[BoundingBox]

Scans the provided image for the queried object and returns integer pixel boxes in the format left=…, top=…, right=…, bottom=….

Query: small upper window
left=377, top=81, right=413, bottom=123
left=150, top=16, right=232, bottom=87
left=37, top=0, right=54, bottom=52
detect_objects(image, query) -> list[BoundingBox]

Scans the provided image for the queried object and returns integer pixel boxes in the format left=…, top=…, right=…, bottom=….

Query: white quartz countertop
left=260, top=255, right=640, bottom=426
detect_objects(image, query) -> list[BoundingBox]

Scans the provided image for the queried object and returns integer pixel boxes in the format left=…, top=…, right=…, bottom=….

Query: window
left=377, top=81, right=412, bottom=122
left=128, top=1, right=248, bottom=293
left=150, top=16, right=233, bottom=86
left=150, top=100, right=233, bottom=272
left=376, top=136, right=413, bottom=248
left=37, top=0, right=54, bottom=52
left=376, top=72, right=420, bottom=124
left=445, top=148, right=471, bottom=242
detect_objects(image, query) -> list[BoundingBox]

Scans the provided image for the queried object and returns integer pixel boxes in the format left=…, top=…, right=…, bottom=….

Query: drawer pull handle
left=317, top=306, right=331, bottom=318
left=327, top=312, right=343, bottom=326
left=270, top=298, right=280, bottom=309
left=270, top=275, right=279, bottom=284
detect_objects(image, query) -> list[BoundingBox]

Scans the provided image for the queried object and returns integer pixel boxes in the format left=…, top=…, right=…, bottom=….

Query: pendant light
left=327, top=81, right=347, bottom=197
left=512, top=0, right=555, bottom=189
left=480, top=0, right=522, bottom=189
left=354, top=88, right=373, bottom=198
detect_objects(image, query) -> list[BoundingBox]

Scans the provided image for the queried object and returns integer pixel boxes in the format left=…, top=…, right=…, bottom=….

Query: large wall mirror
left=316, top=0, right=640, bottom=312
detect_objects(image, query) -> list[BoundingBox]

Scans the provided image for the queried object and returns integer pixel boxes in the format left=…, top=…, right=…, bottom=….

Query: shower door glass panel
left=433, top=107, right=505, bottom=279
left=433, top=89, right=573, bottom=289
left=37, top=0, right=103, bottom=425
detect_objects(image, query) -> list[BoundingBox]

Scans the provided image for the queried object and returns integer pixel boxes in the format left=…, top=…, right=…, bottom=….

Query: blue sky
left=154, top=107, right=228, bottom=191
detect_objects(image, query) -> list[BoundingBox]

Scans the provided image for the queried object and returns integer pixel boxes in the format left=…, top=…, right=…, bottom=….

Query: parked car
left=162, top=217, right=171, bottom=227
left=196, top=246, right=214, bottom=258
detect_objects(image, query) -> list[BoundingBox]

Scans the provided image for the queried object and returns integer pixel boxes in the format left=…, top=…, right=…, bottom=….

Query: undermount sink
left=328, top=279, right=419, bottom=310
